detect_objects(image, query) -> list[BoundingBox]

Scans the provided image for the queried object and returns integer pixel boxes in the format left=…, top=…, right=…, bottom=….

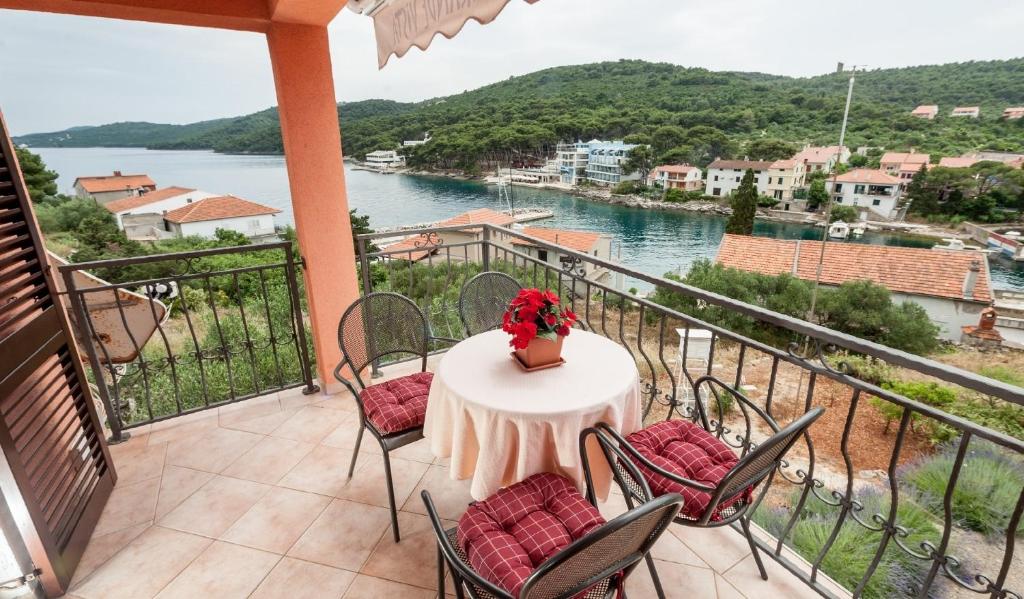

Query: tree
left=905, top=164, right=936, bottom=214
left=817, top=280, right=939, bottom=355
left=651, top=126, right=686, bottom=155
left=14, top=147, right=58, bottom=201
left=807, top=178, right=829, bottom=211
left=213, top=228, right=251, bottom=246
left=746, top=138, right=797, bottom=161
left=829, top=205, right=858, bottom=223
left=622, top=145, right=655, bottom=185
left=349, top=209, right=379, bottom=255
left=725, top=169, right=757, bottom=235
left=847, top=154, right=868, bottom=168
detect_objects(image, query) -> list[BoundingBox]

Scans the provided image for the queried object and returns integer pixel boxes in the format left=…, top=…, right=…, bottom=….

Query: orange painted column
left=267, top=22, right=356, bottom=390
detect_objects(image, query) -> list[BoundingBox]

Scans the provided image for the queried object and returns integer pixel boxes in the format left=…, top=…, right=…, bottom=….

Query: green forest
left=16, top=59, right=1024, bottom=170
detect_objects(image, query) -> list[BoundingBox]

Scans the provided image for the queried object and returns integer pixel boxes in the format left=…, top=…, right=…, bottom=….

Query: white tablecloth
left=424, top=329, right=642, bottom=500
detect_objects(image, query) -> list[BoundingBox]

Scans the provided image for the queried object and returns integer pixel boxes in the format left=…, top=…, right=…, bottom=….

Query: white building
left=717, top=234, right=993, bottom=342
left=510, top=227, right=614, bottom=282
left=162, top=195, right=280, bottom=239
left=648, top=164, right=703, bottom=191
left=364, top=150, right=406, bottom=168
left=792, top=145, right=850, bottom=175
left=73, top=171, right=157, bottom=205
left=402, top=134, right=431, bottom=146
left=103, top=187, right=218, bottom=229
left=827, top=169, right=903, bottom=220
left=585, top=141, right=640, bottom=185
left=556, top=141, right=591, bottom=185
left=704, top=159, right=773, bottom=197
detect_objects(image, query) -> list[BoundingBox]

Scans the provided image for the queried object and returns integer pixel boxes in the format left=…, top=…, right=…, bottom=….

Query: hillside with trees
left=16, top=59, right=1024, bottom=170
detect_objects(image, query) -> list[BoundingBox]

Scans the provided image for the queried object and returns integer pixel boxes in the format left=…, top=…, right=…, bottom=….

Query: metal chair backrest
left=519, top=493, right=683, bottom=599
left=690, top=375, right=780, bottom=457
left=714, top=406, right=825, bottom=502
left=458, top=271, right=522, bottom=336
left=337, top=291, right=428, bottom=389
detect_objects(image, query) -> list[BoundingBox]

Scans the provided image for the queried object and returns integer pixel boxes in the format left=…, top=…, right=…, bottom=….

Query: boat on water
left=932, top=238, right=993, bottom=253
left=851, top=224, right=866, bottom=237
left=828, top=221, right=851, bottom=240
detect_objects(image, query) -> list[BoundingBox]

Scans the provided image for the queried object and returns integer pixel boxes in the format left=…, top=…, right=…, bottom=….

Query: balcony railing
left=59, top=241, right=318, bottom=440
left=358, top=223, right=1024, bottom=599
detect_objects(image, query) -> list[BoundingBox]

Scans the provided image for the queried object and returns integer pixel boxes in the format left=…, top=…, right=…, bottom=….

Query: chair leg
left=741, top=517, right=768, bottom=581
left=382, top=451, right=401, bottom=542
left=347, top=424, right=364, bottom=479
left=644, top=552, right=666, bottom=599
left=436, top=544, right=445, bottom=599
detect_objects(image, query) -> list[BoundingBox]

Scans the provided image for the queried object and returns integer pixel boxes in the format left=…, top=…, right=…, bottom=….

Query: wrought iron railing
left=358, top=223, right=1024, bottom=599
left=59, top=242, right=318, bottom=441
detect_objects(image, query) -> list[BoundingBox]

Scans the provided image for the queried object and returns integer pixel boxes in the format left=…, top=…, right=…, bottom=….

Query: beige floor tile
left=674, top=525, right=751, bottom=574
left=288, top=499, right=391, bottom=571
left=250, top=557, right=355, bottom=599
left=270, top=405, right=350, bottom=443
left=93, top=477, right=160, bottom=537
left=624, top=558, right=718, bottom=599
left=650, top=524, right=711, bottom=569
left=362, top=512, right=453, bottom=590
left=147, top=413, right=219, bottom=446
left=597, top=489, right=630, bottom=521
left=222, top=407, right=299, bottom=435
left=72, top=527, right=211, bottom=599
left=165, top=427, right=263, bottom=473
left=335, top=453, right=429, bottom=509
left=218, top=394, right=281, bottom=428
left=154, top=466, right=215, bottom=520
left=311, top=395, right=356, bottom=412
left=319, top=414, right=366, bottom=451
left=401, top=465, right=472, bottom=521
left=724, top=553, right=821, bottom=599
left=221, top=436, right=314, bottom=485
left=390, top=438, right=438, bottom=464
left=70, top=522, right=151, bottom=589
left=111, top=442, right=166, bottom=485
left=280, top=390, right=325, bottom=411
left=158, top=475, right=270, bottom=537
left=716, top=573, right=747, bottom=599
left=221, top=487, right=331, bottom=554
left=342, top=574, right=435, bottom=599
left=155, top=540, right=280, bottom=599
left=279, top=444, right=356, bottom=497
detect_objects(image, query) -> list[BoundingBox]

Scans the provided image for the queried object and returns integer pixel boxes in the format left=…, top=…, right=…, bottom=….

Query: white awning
left=349, top=0, right=540, bottom=68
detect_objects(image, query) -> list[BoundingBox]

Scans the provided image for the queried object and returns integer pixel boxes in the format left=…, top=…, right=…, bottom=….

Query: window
left=712, top=187, right=721, bottom=196
left=714, top=175, right=719, bottom=181
left=872, top=199, right=881, bottom=206
left=735, top=176, right=740, bottom=182
left=767, top=177, right=773, bottom=184
left=834, top=184, right=843, bottom=192
left=537, top=249, right=548, bottom=262
left=854, top=184, right=866, bottom=194
left=784, top=203, right=790, bottom=211
left=835, top=196, right=843, bottom=203
left=774, top=190, right=783, bottom=199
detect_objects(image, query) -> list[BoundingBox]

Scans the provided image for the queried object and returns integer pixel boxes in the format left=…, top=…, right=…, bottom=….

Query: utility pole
left=807, top=65, right=860, bottom=320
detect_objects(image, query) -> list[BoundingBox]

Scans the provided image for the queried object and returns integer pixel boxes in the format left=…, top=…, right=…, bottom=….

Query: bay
left=33, top=147, right=1024, bottom=292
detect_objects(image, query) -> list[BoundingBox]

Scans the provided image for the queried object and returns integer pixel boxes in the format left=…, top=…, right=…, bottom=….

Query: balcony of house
left=59, top=225, right=1024, bottom=599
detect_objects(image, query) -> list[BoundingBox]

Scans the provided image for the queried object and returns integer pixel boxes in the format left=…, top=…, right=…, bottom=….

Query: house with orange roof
left=937, top=156, right=980, bottom=169
left=648, top=164, right=702, bottom=191
left=715, top=233, right=992, bottom=341
left=880, top=151, right=930, bottom=189
left=510, top=227, right=613, bottom=282
left=792, top=145, right=850, bottom=174
left=951, top=106, right=980, bottom=118
left=382, top=208, right=517, bottom=263
left=103, top=187, right=218, bottom=231
left=826, top=169, right=904, bottom=220
left=73, top=171, right=157, bottom=204
left=764, top=159, right=807, bottom=206
left=1003, top=107, right=1024, bottom=120
left=911, top=105, right=939, bottom=119
left=162, top=195, right=280, bottom=239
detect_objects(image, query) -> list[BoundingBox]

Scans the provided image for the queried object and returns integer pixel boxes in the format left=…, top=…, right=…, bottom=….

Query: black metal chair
left=422, top=485, right=683, bottom=599
left=333, top=291, right=434, bottom=542
left=581, top=375, right=824, bottom=594
left=458, top=271, right=522, bottom=336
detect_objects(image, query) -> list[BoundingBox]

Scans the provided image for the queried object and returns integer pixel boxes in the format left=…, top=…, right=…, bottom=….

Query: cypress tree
left=726, top=169, right=758, bottom=235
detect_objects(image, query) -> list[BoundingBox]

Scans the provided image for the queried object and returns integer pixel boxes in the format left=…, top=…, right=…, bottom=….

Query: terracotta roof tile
left=833, top=169, right=901, bottom=185
left=651, top=164, right=699, bottom=175
left=439, top=208, right=515, bottom=228
left=103, top=186, right=195, bottom=214
left=715, top=234, right=992, bottom=303
left=793, top=146, right=847, bottom=164
left=880, top=152, right=930, bottom=166
left=938, top=157, right=979, bottom=168
left=75, top=173, right=156, bottom=193
left=163, top=195, right=279, bottom=224
left=510, top=227, right=602, bottom=252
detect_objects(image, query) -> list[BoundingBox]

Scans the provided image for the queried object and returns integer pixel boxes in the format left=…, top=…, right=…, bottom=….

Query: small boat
left=828, top=221, right=850, bottom=240
left=851, top=225, right=866, bottom=237
left=932, top=238, right=992, bottom=253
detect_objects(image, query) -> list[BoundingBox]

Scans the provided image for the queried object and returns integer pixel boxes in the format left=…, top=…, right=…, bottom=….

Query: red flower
left=543, top=313, right=557, bottom=326
left=503, top=288, right=572, bottom=347
left=555, top=325, right=570, bottom=337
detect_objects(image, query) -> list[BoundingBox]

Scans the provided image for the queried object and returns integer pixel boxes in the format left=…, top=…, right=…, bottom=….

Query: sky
left=1, top=0, right=1022, bottom=135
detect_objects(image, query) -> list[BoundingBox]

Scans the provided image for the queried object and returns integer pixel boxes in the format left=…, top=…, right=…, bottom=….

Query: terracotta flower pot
left=515, top=335, right=564, bottom=368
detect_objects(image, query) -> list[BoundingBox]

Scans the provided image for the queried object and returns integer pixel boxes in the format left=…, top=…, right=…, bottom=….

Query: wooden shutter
left=0, top=111, right=116, bottom=597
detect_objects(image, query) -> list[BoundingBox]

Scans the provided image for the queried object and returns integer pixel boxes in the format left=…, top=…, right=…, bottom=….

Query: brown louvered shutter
left=0, top=111, right=116, bottom=597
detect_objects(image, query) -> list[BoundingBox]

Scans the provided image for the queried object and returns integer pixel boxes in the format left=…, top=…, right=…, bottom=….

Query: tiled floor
left=68, top=373, right=838, bottom=599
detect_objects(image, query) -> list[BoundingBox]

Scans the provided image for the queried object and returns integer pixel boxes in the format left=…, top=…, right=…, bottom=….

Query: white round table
left=424, top=329, right=642, bottom=500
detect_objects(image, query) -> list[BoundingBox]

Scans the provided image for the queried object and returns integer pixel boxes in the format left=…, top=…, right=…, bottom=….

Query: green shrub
left=903, top=441, right=1024, bottom=536
left=612, top=180, right=641, bottom=195
left=842, top=354, right=896, bottom=386
left=662, top=188, right=687, bottom=202
left=757, top=195, right=780, bottom=208
left=978, top=365, right=1024, bottom=389
left=753, top=487, right=937, bottom=598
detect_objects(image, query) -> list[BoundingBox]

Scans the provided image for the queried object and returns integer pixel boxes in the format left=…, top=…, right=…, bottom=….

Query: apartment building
left=792, top=145, right=850, bottom=174
left=763, top=159, right=806, bottom=203
left=880, top=151, right=930, bottom=189
left=704, top=159, right=773, bottom=197
left=827, top=169, right=903, bottom=220
left=648, top=164, right=702, bottom=191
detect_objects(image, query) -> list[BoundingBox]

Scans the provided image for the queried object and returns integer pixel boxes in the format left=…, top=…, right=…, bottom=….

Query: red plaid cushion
left=625, top=420, right=750, bottom=521
left=457, top=473, right=605, bottom=597
left=359, top=372, right=433, bottom=434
